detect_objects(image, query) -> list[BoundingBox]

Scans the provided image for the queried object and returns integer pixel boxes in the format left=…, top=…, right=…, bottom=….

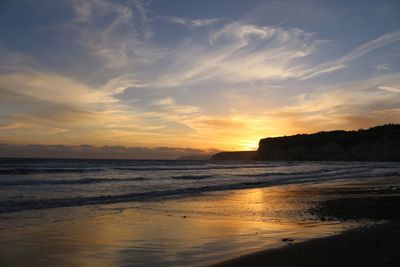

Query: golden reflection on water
left=0, top=187, right=356, bottom=267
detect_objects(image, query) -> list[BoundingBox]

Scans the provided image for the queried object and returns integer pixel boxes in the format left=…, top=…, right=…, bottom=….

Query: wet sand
left=212, top=176, right=400, bottom=267
left=212, top=222, right=400, bottom=267
left=0, top=181, right=357, bottom=266
left=1, top=176, right=399, bottom=266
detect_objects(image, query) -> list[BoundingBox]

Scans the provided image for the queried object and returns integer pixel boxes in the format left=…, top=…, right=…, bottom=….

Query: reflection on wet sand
left=0, top=185, right=357, bottom=267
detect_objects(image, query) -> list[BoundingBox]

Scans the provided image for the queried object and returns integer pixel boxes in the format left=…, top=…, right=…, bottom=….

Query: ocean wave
left=0, top=170, right=384, bottom=214
left=0, top=164, right=287, bottom=175
left=0, top=168, right=106, bottom=175
left=1, top=160, right=398, bottom=214
left=240, top=167, right=364, bottom=178
left=0, top=183, right=260, bottom=213
left=0, top=177, right=148, bottom=186
left=111, top=163, right=291, bottom=172
left=171, top=175, right=213, bottom=180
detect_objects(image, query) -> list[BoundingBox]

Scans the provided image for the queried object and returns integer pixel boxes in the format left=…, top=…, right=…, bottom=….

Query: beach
left=0, top=184, right=357, bottom=266
left=0, top=159, right=399, bottom=266
left=213, top=176, right=400, bottom=267
left=212, top=222, right=400, bottom=267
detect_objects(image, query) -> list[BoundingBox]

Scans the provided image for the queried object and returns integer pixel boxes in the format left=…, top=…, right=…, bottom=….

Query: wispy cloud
left=143, top=22, right=324, bottom=88
left=303, top=31, right=400, bottom=79
left=264, top=74, right=400, bottom=131
left=375, top=64, right=391, bottom=73
left=0, top=71, right=201, bottom=148
left=67, top=0, right=159, bottom=89
left=151, top=97, right=201, bottom=119
left=161, top=16, right=220, bottom=27
left=0, top=72, right=116, bottom=105
left=378, top=86, right=400, bottom=93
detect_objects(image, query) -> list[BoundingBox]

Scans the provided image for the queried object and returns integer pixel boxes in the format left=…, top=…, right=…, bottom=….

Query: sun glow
left=239, top=140, right=259, bottom=151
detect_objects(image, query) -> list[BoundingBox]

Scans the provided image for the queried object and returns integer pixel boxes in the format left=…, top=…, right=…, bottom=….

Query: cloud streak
left=160, top=16, right=220, bottom=27
left=263, top=74, right=400, bottom=131
left=142, top=22, right=324, bottom=89
left=303, top=31, right=400, bottom=79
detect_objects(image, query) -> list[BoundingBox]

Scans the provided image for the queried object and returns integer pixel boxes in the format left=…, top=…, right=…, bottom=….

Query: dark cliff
left=256, top=124, right=400, bottom=161
left=212, top=151, right=257, bottom=160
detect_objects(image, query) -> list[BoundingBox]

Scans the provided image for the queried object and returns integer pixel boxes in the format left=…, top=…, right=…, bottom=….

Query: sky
left=0, top=0, right=400, bottom=158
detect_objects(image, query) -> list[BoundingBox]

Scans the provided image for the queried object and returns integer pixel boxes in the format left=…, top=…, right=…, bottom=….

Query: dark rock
left=310, top=196, right=400, bottom=222
left=256, top=124, right=400, bottom=161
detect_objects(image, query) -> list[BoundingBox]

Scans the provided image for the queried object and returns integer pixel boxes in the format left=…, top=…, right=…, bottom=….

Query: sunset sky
left=0, top=0, right=400, bottom=158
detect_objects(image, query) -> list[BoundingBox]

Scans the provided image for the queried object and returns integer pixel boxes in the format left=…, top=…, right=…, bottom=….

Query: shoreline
left=1, top=175, right=399, bottom=266
left=211, top=176, right=400, bottom=267
left=211, top=222, right=400, bottom=267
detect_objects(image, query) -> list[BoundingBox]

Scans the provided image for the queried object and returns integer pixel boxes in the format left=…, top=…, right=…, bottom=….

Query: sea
left=1, top=158, right=399, bottom=214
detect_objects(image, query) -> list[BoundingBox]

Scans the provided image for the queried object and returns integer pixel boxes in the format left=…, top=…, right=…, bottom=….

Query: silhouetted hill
left=256, top=124, right=400, bottom=161
left=177, top=154, right=212, bottom=160
left=212, top=151, right=257, bottom=160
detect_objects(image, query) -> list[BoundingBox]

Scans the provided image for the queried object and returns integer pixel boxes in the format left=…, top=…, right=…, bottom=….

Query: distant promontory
left=211, top=151, right=257, bottom=161
left=212, top=124, right=400, bottom=161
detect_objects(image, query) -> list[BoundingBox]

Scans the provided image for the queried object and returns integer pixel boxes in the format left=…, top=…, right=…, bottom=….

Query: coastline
left=211, top=222, right=400, bottom=267
left=211, top=175, right=400, bottom=267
